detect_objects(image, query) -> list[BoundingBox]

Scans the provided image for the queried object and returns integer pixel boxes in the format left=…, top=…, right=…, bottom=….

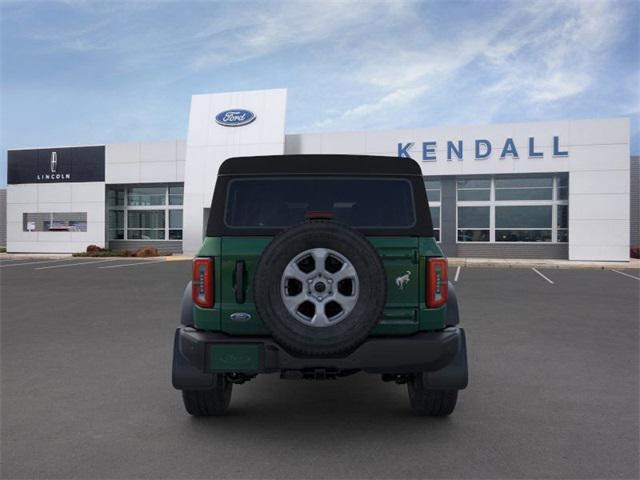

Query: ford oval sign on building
left=215, top=109, right=256, bottom=127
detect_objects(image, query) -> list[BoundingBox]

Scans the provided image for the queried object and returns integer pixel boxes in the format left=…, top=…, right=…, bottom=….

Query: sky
left=1, top=0, right=638, bottom=186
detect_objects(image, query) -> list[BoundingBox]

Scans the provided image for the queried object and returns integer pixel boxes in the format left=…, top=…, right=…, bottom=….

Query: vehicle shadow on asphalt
left=175, top=372, right=459, bottom=427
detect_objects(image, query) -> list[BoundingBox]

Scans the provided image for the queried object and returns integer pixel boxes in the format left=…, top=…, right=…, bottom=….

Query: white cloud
left=312, top=85, right=428, bottom=129
left=528, top=73, right=592, bottom=103
left=189, top=1, right=414, bottom=70
left=2, top=0, right=636, bottom=141
left=310, top=0, right=629, bottom=130
left=480, top=0, right=623, bottom=102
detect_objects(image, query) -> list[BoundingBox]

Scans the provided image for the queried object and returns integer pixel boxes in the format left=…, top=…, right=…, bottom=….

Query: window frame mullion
left=490, top=177, right=495, bottom=243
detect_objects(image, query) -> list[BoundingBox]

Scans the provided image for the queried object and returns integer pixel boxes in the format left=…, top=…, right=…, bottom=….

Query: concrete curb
left=0, top=253, right=73, bottom=260
left=447, top=257, right=640, bottom=270
left=164, top=255, right=191, bottom=261
left=2, top=253, right=638, bottom=269
left=0, top=253, right=191, bottom=262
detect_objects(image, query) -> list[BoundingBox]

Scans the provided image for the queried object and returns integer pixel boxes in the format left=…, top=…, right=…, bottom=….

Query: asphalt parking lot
left=1, top=257, right=638, bottom=479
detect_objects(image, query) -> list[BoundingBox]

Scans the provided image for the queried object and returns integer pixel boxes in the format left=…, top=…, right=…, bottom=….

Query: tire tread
left=408, top=374, right=458, bottom=416
left=182, top=375, right=232, bottom=416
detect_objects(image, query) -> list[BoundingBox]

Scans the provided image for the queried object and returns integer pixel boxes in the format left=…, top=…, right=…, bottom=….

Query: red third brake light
left=426, top=257, right=448, bottom=308
left=192, top=257, right=214, bottom=308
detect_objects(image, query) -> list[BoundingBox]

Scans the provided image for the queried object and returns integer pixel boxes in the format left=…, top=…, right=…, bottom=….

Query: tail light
left=426, top=257, right=448, bottom=308
left=192, top=257, right=214, bottom=308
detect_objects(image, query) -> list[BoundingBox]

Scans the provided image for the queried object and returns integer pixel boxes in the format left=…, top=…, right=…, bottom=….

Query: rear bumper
left=172, top=327, right=468, bottom=390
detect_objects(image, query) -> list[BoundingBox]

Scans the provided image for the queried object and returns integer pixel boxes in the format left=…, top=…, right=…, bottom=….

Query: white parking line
left=611, top=269, right=640, bottom=281
left=532, top=268, right=554, bottom=284
left=98, top=259, right=167, bottom=269
left=0, top=258, right=75, bottom=268
left=454, top=266, right=461, bottom=282
left=34, top=258, right=118, bottom=270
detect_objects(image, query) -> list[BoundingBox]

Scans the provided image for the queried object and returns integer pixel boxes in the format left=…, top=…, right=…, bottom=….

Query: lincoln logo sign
left=8, top=146, right=105, bottom=185
left=215, top=109, right=256, bottom=127
left=37, top=151, right=70, bottom=181
left=397, top=136, right=569, bottom=161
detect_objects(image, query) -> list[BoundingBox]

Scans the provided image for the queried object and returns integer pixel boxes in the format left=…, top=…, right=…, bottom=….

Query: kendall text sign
left=398, top=136, right=568, bottom=161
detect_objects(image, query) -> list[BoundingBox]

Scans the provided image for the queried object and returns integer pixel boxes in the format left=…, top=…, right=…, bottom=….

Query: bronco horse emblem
left=395, top=271, right=412, bottom=290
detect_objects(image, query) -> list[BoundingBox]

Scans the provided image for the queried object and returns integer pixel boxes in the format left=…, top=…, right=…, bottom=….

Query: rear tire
left=182, top=375, right=232, bottom=416
left=407, top=373, right=458, bottom=416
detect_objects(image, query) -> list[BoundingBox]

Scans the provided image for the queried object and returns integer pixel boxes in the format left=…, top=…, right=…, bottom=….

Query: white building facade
left=5, top=88, right=636, bottom=261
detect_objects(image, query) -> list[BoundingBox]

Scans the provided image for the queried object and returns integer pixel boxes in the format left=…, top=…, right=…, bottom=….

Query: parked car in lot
left=172, top=155, right=468, bottom=416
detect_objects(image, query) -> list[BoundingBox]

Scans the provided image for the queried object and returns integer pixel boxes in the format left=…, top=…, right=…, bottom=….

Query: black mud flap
left=421, top=329, right=468, bottom=390
left=172, top=329, right=216, bottom=390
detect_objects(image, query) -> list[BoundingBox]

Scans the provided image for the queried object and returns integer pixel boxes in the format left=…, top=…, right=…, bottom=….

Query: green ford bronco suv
left=172, top=155, right=468, bottom=416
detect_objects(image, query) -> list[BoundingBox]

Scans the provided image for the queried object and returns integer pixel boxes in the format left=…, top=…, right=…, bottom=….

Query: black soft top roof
left=218, top=154, right=422, bottom=176
left=207, top=155, right=433, bottom=237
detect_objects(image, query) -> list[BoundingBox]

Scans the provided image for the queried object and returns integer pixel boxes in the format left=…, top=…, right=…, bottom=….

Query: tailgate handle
left=234, top=260, right=246, bottom=304
left=380, top=252, right=418, bottom=262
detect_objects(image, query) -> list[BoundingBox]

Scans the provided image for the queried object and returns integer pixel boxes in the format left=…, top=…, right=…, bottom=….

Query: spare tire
left=253, top=220, right=386, bottom=357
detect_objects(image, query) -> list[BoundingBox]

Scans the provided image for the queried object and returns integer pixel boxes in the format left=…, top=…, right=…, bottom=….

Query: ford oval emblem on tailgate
left=215, top=109, right=256, bottom=127
left=230, top=312, right=252, bottom=322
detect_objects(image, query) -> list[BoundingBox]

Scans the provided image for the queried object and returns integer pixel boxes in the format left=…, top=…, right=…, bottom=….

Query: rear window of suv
left=224, top=177, right=416, bottom=229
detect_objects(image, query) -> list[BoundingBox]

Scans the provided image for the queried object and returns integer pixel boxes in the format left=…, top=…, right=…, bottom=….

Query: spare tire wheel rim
left=280, top=248, right=359, bottom=327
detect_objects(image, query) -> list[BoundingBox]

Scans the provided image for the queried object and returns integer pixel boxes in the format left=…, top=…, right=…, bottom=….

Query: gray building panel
left=630, top=156, right=639, bottom=247
left=439, top=176, right=457, bottom=258
left=457, top=243, right=568, bottom=259
left=0, top=189, right=6, bottom=247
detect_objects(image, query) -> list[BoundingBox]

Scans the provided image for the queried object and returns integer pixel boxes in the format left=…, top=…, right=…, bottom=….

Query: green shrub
left=73, top=247, right=165, bottom=257
left=72, top=250, right=127, bottom=257
left=132, top=247, right=160, bottom=257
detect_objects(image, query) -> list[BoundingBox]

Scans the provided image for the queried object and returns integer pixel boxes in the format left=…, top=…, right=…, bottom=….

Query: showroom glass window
left=23, top=212, right=87, bottom=232
left=457, top=178, right=491, bottom=241
left=107, top=184, right=183, bottom=240
left=424, top=179, right=441, bottom=241
left=456, top=175, right=568, bottom=243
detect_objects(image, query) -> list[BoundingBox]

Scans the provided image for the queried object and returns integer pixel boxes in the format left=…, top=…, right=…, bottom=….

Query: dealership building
left=4, top=88, right=638, bottom=261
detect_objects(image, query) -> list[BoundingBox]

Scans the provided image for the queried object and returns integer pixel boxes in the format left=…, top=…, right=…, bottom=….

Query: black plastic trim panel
left=172, top=326, right=467, bottom=388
